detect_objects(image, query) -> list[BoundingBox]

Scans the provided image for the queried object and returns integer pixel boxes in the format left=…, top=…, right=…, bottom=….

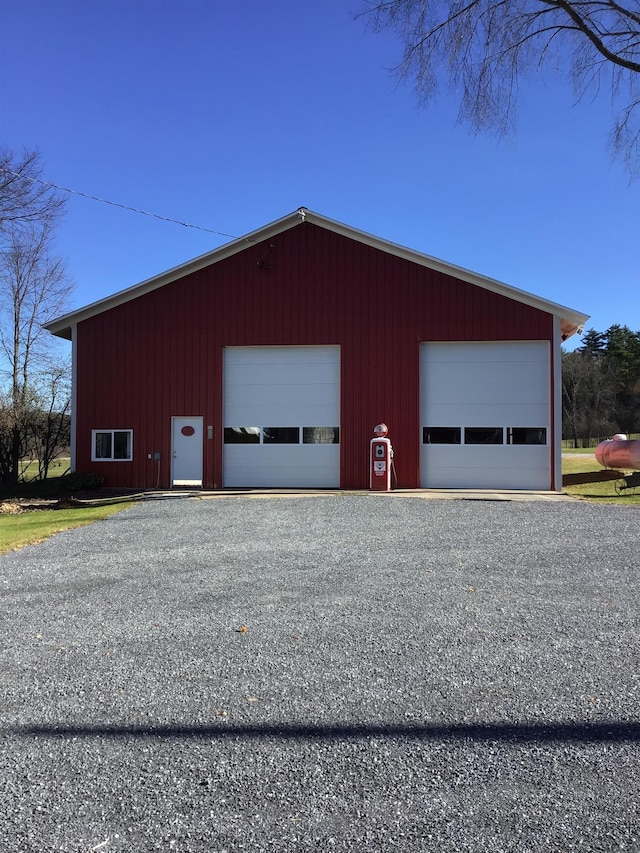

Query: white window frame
left=91, top=429, right=133, bottom=462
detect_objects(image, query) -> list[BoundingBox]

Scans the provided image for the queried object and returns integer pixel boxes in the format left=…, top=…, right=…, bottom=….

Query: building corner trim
left=70, top=324, right=77, bottom=473
left=552, top=317, right=563, bottom=492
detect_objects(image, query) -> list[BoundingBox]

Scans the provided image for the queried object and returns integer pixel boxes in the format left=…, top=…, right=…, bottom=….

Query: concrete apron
left=152, top=488, right=576, bottom=503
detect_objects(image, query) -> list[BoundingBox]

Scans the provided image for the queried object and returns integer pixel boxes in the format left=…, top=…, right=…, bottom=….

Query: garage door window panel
left=303, top=427, right=340, bottom=444
left=224, top=428, right=260, bottom=444
left=423, top=427, right=461, bottom=444
left=507, top=427, right=547, bottom=445
left=464, top=427, right=504, bottom=445
left=263, top=427, right=300, bottom=444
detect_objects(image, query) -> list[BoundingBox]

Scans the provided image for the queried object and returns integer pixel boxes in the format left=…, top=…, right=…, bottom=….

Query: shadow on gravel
left=10, top=720, right=640, bottom=743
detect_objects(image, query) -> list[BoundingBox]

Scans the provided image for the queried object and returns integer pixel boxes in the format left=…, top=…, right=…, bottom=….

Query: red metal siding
left=74, top=223, right=554, bottom=489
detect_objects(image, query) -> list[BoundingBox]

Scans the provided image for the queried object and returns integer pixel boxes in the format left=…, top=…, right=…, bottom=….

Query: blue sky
left=1, top=0, right=638, bottom=349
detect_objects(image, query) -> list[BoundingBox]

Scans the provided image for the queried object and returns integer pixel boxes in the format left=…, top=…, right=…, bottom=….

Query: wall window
left=423, top=427, right=461, bottom=444
left=224, top=427, right=260, bottom=444
left=263, top=427, right=300, bottom=444
left=464, top=427, right=503, bottom=445
left=507, top=427, right=547, bottom=445
left=92, top=429, right=133, bottom=461
left=303, top=427, right=340, bottom=444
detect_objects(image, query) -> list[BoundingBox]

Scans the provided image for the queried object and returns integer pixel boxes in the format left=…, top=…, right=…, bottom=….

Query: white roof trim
left=46, top=208, right=589, bottom=340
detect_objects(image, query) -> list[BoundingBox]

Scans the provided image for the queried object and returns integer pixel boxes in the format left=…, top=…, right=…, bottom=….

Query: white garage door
left=420, top=342, right=550, bottom=489
left=223, top=346, right=340, bottom=487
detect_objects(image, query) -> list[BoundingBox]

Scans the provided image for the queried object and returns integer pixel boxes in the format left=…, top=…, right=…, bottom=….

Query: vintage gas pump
left=370, top=423, right=393, bottom=491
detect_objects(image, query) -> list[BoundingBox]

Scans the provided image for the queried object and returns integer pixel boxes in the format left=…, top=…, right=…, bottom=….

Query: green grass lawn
left=562, top=455, right=640, bottom=505
left=1, top=461, right=137, bottom=554
left=0, top=501, right=135, bottom=554
left=19, top=458, right=70, bottom=478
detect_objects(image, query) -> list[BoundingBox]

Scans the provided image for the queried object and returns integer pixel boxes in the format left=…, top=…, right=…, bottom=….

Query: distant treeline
left=563, top=325, right=640, bottom=446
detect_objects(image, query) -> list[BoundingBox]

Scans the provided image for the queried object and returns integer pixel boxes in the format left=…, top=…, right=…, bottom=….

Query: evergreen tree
left=578, top=328, right=606, bottom=358
left=603, top=325, right=640, bottom=434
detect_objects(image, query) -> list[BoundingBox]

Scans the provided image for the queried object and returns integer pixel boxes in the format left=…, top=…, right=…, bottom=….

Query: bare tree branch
left=359, top=0, right=640, bottom=173
left=0, top=215, right=73, bottom=484
left=0, top=147, right=65, bottom=235
left=540, top=0, right=640, bottom=71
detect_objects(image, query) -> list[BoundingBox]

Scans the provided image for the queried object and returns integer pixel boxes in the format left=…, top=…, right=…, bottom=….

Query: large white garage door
left=223, top=346, right=340, bottom=487
left=420, top=342, right=550, bottom=489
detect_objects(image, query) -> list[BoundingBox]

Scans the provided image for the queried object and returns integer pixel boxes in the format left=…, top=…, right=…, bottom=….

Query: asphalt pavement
left=0, top=494, right=638, bottom=852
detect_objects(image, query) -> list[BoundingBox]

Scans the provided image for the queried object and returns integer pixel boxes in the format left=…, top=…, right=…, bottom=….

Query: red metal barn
left=46, top=210, right=588, bottom=492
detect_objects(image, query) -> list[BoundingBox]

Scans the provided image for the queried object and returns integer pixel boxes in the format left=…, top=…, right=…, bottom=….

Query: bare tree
left=562, top=349, right=617, bottom=445
left=360, top=1, right=640, bottom=172
left=0, top=147, right=65, bottom=235
left=0, top=148, right=71, bottom=485
left=0, top=222, right=73, bottom=484
left=26, top=362, right=71, bottom=481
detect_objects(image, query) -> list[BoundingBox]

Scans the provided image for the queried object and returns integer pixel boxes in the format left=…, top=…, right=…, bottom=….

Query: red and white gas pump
left=370, top=423, right=393, bottom=491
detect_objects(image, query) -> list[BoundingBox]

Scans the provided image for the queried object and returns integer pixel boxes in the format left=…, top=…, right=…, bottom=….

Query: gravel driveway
left=1, top=495, right=638, bottom=852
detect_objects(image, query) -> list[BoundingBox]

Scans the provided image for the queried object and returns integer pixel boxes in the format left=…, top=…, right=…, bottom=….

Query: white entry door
left=171, top=416, right=203, bottom=487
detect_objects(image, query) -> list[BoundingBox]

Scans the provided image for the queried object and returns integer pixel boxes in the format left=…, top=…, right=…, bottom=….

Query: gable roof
left=46, top=208, right=589, bottom=341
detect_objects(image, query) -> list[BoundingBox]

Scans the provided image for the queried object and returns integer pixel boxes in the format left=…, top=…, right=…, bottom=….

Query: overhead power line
left=0, top=166, right=242, bottom=240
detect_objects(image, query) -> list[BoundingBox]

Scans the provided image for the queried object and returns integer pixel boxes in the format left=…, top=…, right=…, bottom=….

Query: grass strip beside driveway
left=0, top=502, right=135, bottom=553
